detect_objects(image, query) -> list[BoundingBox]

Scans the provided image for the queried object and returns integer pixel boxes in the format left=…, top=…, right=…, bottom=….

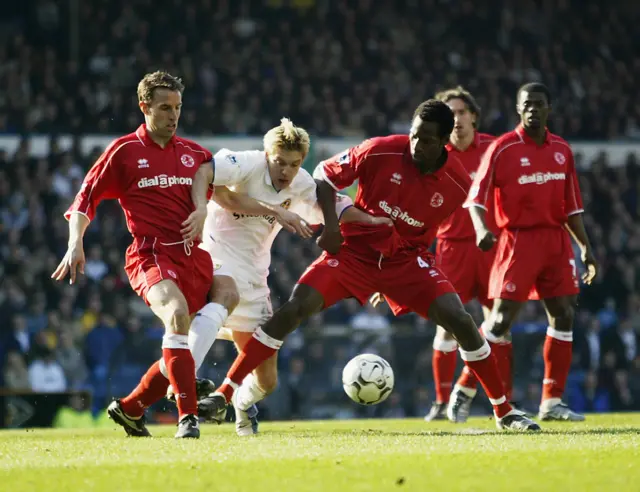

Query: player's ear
left=139, top=101, right=150, bottom=115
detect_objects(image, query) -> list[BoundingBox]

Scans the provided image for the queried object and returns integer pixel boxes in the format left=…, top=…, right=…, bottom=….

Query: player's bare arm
left=51, top=212, right=90, bottom=284
left=315, top=179, right=343, bottom=254
left=212, top=185, right=313, bottom=238
left=340, top=207, right=393, bottom=227
left=468, top=205, right=497, bottom=251
left=181, top=162, right=212, bottom=242
left=565, top=214, right=598, bottom=284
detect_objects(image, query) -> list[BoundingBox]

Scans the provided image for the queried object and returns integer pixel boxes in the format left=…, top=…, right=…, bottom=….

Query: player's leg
left=165, top=274, right=239, bottom=401
left=427, top=293, right=538, bottom=430
left=199, top=252, right=363, bottom=422
left=538, top=294, right=584, bottom=421
left=425, top=326, right=458, bottom=421
left=231, top=330, right=278, bottom=436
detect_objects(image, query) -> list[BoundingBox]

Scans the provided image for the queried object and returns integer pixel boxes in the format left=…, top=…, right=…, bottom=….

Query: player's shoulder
left=174, top=136, right=212, bottom=159
left=214, top=148, right=266, bottom=167
left=547, top=132, right=573, bottom=152
left=360, top=135, right=409, bottom=155
left=476, top=132, right=496, bottom=148
left=487, top=130, right=525, bottom=156
left=444, top=152, right=471, bottom=179
left=106, top=132, right=143, bottom=153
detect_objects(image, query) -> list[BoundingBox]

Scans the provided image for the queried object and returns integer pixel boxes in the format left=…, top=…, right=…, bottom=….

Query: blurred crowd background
left=1, top=0, right=640, bottom=426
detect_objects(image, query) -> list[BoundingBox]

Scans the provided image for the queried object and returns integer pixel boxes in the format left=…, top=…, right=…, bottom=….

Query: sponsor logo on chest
left=378, top=200, right=424, bottom=227
left=138, top=175, right=193, bottom=189
left=518, top=172, right=566, bottom=185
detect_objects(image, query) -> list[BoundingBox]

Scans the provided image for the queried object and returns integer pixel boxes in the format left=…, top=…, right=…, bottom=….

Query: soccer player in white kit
left=168, top=118, right=390, bottom=435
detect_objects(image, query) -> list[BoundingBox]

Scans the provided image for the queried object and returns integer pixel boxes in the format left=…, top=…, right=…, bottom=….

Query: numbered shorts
left=211, top=258, right=273, bottom=335
left=298, top=247, right=457, bottom=319
left=125, top=237, right=213, bottom=315
left=436, top=238, right=495, bottom=307
left=489, top=227, right=579, bottom=302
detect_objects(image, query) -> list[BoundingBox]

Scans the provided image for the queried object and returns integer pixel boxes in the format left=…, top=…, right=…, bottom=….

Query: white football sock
left=189, top=302, right=228, bottom=372
left=158, top=302, right=228, bottom=378
left=235, top=373, right=267, bottom=411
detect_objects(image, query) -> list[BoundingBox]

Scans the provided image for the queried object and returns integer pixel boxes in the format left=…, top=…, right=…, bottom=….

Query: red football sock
left=120, top=361, right=169, bottom=417
left=456, top=365, right=478, bottom=391
left=163, top=347, right=197, bottom=419
left=432, top=339, right=458, bottom=403
left=542, top=327, right=573, bottom=401
left=460, top=341, right=512, bottom=418
left=488, top=340, right=513, bottom=401
left=217, top=328, right=282, bottom=402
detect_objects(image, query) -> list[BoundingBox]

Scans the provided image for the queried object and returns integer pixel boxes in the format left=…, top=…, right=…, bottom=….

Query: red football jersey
left=65, top=124, right=213, bottom=242
left=436, top=132, right=496, bottom=239
left=464, top=125, right=583, bottom=229
left=316, top=135, right=471, bottom=258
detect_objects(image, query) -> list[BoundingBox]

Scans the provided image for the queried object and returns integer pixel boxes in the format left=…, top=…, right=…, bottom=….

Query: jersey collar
left=136, top=124, right=176, bottom=149
left=516, top=124, right=551, bottom=146
left=445, top=131, right=479, bottom=152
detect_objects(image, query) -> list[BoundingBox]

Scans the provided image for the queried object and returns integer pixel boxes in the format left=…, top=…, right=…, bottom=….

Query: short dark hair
left=137, top=71, right=185, bottom=104
left=517, top=83, right=552, bottom=105
left=435, top=86, right=481, bottom=122
left=413, top=99, right=454, bottom=138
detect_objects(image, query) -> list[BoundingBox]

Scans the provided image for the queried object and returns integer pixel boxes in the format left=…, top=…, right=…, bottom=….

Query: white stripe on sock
left=433, top=336, right=459, bottom=352
left=459, top=341, right=491, bottom=362
left=223, top=378, right=240, bottom=390
left=546, top=326, right=573, bottom=342
left=253, top=327, right=283, bottom=350
left=162, top=333, right=189, bottom=349
left=489, top=396, right=506, bottom=405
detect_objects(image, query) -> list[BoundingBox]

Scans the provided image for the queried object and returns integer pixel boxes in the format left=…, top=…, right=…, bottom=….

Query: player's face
left=139, top=88, right=182, bottom=139
left=517, top=91, right=550, bottom=130
left=447, top=98, right=476, bottom=140
left=267, top=148, right=305, bottom=190
left=409, top=116, right=449, bottom=164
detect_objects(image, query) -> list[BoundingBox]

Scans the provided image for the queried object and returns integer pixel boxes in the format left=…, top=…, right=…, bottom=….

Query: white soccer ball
left=342, top=354, right=394, bottom=405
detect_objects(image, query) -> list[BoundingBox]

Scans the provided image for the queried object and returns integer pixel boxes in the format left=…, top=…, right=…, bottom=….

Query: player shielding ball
left=462, top=82, right=598, bottom=421
left=167, top=119, right=388, bottom=435
left=52, top=72, right=213, bottom=438
left=423, top=87, right=498, bottom=422
left=199, top=100, right=541, bottom=432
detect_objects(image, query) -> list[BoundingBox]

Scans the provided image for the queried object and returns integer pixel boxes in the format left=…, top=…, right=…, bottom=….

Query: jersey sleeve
left=212, top=149, right=260, bottom=186
left=463, top=139, right=499, bottom=210
left=312, top=140, right=373, bottom=191
left=564, top=149, right=584, bottom=216
left=295, top=177, right=354, bottom=224
left=64, top=139, right=124, bottom=221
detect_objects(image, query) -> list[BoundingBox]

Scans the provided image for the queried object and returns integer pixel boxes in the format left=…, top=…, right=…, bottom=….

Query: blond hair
left=137, top=71, right=185, bottom=104
left=263, top=118, right=310, bottom=155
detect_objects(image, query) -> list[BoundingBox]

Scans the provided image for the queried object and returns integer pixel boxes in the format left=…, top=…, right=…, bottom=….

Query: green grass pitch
left=1, top=414, right=639, bottom=491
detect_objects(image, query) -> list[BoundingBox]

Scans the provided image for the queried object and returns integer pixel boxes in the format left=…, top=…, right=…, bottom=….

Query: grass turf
left=1, top=414, right=639, bottom=491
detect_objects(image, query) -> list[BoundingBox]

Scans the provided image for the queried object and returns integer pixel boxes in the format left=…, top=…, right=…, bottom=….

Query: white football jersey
left=202, top=148, right=352, bottom=294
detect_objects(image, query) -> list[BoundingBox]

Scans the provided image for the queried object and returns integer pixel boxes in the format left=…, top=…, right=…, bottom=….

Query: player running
left=462, top=82, right=598, bottom=422
left=199, top=100, right=541, bottom=432
left=167, top=118, right=389, bottom=435
left=53, top=71, right=214, bottom=439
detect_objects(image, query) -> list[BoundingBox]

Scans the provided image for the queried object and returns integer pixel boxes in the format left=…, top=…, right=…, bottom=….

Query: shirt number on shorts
left=417, top=256, right=430, bottom=269
left=569, top=258, right=577, bottom=279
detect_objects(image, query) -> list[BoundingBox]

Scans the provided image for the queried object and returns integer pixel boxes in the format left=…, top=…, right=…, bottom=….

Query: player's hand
left=367, top=216, right=394, bottom=227
left=581, top=248, right=598, bottom=285
left=51, top=242, right=86, bottom=285
left=276, top=208, right=314, bottom=239
left=317, top=225, right=343, bottom=255
left=476, top=229, right=497, bottom=252
left=181, top=205, right=207, bottom=242
left=369, top=292, right=385, bottom=307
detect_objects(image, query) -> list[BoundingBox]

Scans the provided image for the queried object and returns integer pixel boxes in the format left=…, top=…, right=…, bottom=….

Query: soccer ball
left=342, top=354, right=394, bottom=405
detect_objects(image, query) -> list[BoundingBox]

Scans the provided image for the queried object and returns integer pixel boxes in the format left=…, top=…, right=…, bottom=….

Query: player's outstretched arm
left=213, top=186, right=313, bottom=238
left=51, top=212, right=89, bottom=284
left=182, top=163, right=212, bottom=242
left=565, top=214, right=598, bottom=285
left=340, top=206, right=393, bottom=227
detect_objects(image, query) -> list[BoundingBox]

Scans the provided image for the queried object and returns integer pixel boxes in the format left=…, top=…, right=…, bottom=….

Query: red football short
left=124, top=236, right=213, bottom=314
left=489, top=227, right=579, bottom=302
left=298, top=246, right=457, bottom=319
left=436, top=238, right=495, bottom=308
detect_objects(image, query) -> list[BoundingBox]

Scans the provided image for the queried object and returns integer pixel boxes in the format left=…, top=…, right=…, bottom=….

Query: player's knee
left=211, top=275, right=240, bottom=313
left=167, top=303, right=191, bottom=334
left=284, top=293, right=321, bottom=322
left=440, top=307, right=475, bottom=332
left=552, top=303, right=575, bottom=330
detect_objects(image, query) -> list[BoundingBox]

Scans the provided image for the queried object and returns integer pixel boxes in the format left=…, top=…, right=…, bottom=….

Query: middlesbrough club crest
left=554, top=152, right=566, bottom=165
left=430, top=192, right=444, bottom=208
left=181, top=154, right=195, bottom=168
